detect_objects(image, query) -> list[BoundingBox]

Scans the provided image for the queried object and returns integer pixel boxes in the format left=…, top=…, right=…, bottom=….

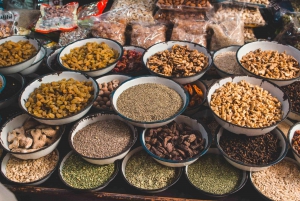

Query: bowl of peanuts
left=18, top=71, right=99, bottom=125
left=287, top=123, right=300, bottom=165
left=207, top=76, right=290, bottom=136
left=237, top=41, right=300, bottom=86
left=58, top=38, right=123, bottom=77
left=0, top=35, right=41, bottom=75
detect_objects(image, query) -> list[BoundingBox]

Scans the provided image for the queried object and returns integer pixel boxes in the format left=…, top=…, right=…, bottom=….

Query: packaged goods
left=77, top=0, right=108, bottom=20
left=58, top=27, right=90, bottom=47
left=0, top=10, right=18, bottom=39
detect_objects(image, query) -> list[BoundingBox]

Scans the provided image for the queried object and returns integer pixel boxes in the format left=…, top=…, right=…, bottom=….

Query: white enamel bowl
left=111, top=76, right=189, bottom=128
left=207, top=76, right=290, bottom=136
left=140, top=115, right=212, bottom=167
left=0, top=113, right=65, bottom=160
left=237, top=41, right=300, bottom=86
left=142, top=41, right=212, bottom=85
left=46, top=47, right=64, bottom=72
left=287, top=122, right=300, bottom=165
left=0, top=35, right=41, bottom=75
left=1, top=149, right=59, bottom=185
left=58, top=38, right=123, bottom=77
left=20, top=46, right=47, bottom=75
left=216, top=126, right=288, bottom=172
left=19, top=71, right=99, bottom=125
left=69, top=113, right=138, bottom=165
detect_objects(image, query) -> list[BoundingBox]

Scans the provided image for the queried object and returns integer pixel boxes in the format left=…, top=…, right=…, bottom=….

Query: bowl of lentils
left=111, top=75, right=189, bottom=128
left=287, top=122, right=300, bottom=165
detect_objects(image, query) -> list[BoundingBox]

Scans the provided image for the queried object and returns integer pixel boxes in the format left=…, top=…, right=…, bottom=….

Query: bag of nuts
left=111, top=0, right=156, bottom=12
left=244, top=27, right=257, bottom=43
left=58, top=27, right=91, bottom=47
left=0, top=10, right=18, bottom=39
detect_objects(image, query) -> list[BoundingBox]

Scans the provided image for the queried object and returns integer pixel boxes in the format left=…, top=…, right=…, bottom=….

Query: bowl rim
left=287, top=122, right=300, bottom=159
left=57, top=37, right=124, bottom=73
left=184, top=148, right=248, bottom=197
left=215, top=126, right=289, bottom=168
left=207, top=75, right=291, bottom=130
left=236, top=41, right=300, bottom=82
left=0, top=73, right=6, bottom=93
left=142, top=40, right=213, bottom=79
left=0, top=35, right=42, bottom=69
left=0, top=73, right=25, bottom=104
left=111, top=75, right=190, bottom=125
left=184, top=79, right=208, bottom=111
left=46, top=47, right=63, bottom=72
left=0, top=149, right=59, bottom=185
left=0, top=112, right=66, bottom=155
left=68, top=112, right=138, bottom=160
left=18, top=71, right=99, bottom=121
left=58, top=150, right=119, bottom=191
left=121, top=146, right=183, bottom=193
left=140, top=116, right=212, bottom=163
left=30, top=46, right=47, bottom=66
left=122, top=45, right=146, bottom=51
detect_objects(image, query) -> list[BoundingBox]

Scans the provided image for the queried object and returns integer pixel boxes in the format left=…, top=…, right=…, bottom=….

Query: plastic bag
left=111, top=0, right=156, bottom=12
left=0, top=11, right=18, bottom=38
left=131, top=22, right=167, bottom=49
left=244, top=27, right=257, bottom=43
left=156, top=0, right=212, bottom=11
left=232, top=0, right=270, bottom=8
left=58, top=27, right=90, bottom=47
left=35, top=2, right=79, bottom=33
left=77, top=0, right=108, bottom=20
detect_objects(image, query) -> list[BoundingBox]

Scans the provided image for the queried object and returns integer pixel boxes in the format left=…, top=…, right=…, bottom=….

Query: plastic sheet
left=77, top=0, right=108, bottom=20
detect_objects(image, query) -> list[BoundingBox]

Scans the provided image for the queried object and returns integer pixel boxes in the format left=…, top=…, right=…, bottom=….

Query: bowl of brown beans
left=0, top=35, right=41, bottom=75
left=18, top=71, right=99, bottom=125
left=237, top=41, right=300, bottom=86
left=287, top=123, right=300, bottom=165
left=281, top=81, right=300, bottom=121
left=207, top=76, right=290, bottom=136
left=58, top=38, right=123, bottom=77
left=142, top=41, right=212, bottom=85
left=216, top=126, right=288, bottom=172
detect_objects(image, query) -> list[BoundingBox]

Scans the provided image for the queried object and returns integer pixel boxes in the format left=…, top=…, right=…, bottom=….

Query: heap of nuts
left=183, top=83, right=204, bottom=108
left=93, top=79, right=120, bottom=110
left=145, top=121, right=206, bottom=161
left=112, top=50, right=143, bottom=74
left=292, top=130, right=300, bottom=155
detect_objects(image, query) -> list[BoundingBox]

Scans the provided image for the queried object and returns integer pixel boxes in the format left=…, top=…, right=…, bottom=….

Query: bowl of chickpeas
left=0, top=35, right=41, bottom=75
left=18, top=71, right=99, bottom=125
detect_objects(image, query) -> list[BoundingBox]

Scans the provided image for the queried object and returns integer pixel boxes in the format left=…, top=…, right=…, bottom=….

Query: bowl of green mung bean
left=122, top=146, right=182, bottom=193
left=185, top=148, right=248, bottom=198
left=111, top=75, right=189, bottom=128
left=59, top=151, right=119, bottom=191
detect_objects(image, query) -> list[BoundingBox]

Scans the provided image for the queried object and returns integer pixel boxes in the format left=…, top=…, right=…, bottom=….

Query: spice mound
left=25, top=78, right=94, bottom=119
left=281, top=81, right=300, bottom=113
left=61, top=42, right=119, bottom=71
left=61, top=153, right=115, bottom=189
left=219, top=130, right=281, bottom=165
left=183, top=83, right=204, bottom=108
left=145, top=121, right=206, bottom=161
left=125, top=151, right=178, bottom=190
left=210, top=80, right=282, bottom=128
left=146, top=44, right=209, bottom=77
left=240, top=49, right=300, bottom=79
left=5, top=150, right=58, bottom=183
left=116, top=83, right=183, bottom=122
left=251, top=159, right=300, bottom=201
left=292, top=130, right=300, bottom=155
left=214, top=51, right=244, bottom=75
left=187, top=153, right=243, bottom=195
left=112, top=49, right=143, bottom=74
left=73, top=119, right=133, bottom=158
left=0, top=40, right=37, bottom=67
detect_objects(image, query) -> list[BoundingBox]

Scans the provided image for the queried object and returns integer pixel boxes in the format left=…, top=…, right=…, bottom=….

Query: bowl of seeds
left=111, top=75, right=189, bottom=128
left=287, top=123, right=300, bottom=165
left=122, top=146, right=182, bottom=193
left=59, top=151, right=119, bottom=191
left=142, top=41, right=212, bottom=85
left=69, top=113, right=137, bottom=165
left=141, top=115, right=212, bottom=167
left=281, top=81, right=300, bottom=121
left=216, top=126, right=288, bottom=171
left=185, top=148, right=248, bottom=197
left=237, top=41, right=300, bottom=86
left=0, top=149, right=59, bottom=185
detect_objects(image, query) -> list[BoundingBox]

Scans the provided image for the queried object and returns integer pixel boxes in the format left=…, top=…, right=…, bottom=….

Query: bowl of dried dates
left=140, top=115, right=212, bottom=167
left=287, top=122, right=300, bottom=165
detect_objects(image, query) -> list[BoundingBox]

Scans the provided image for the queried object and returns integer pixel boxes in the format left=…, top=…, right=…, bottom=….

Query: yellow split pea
left=61, top=42, right=119, bottom=71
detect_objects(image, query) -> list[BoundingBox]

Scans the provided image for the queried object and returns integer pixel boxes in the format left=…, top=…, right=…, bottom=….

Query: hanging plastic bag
left=0, top=10, right=18, bottom=38
left=77, top=0, right=108, bottom=20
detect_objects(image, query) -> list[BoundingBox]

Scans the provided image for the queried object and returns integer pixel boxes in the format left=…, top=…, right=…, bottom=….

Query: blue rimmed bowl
left=287, top=122, right=300, bottom=165
left=0, top=73, right=6, bottom=93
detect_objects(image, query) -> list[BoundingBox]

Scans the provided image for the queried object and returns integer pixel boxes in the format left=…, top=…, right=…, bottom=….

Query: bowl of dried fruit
left=237, top=41, right=300, bottom=86
left=58, top=38, right=123, bottom=77
left=142, top=41, right=212, bottom=85
left=207, top=76, right=290, bottom=136
left=18, top=71, right=99, bottom=125
left=140, top=115, right=212, bottom=167
left=0, top=113, right=65, bottom=160
left=122, top=146, right=182, bottom=193
left=216, top=126, right=288, bottom=172
left=1, top=149, right=59, bottom=185
left=46, top=47, right=65, bottom=72
left=0, top=35, right=42, bottom=75
left=111, top=75, right=189, bottom=128
left=69, top=113, right=137, bottom=165
left=281, top=81, right=300, bottom=121
left=287, top=122, right=300, bottom=165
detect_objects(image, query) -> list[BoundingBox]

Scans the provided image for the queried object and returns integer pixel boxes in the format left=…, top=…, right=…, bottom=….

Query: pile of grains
left=125, top=151, right=177, bottom=190
left=117, top=83, right=183, bottom=122
left=73, top=119, right=133, bottom=158
left=6, top=150, right=58, bottom=183
left=281, top=81, right=300, bottom=114
left=187, top=153, right=243, bottom=195
left=292, top=130, right=300, bottom=155
left=213, top=51, right=244, bottom=75
left=61, top=153, right=115, bottom=189
left=219, top=130, right=281, bottom=165
left=251, top=159, right=300, bottom=201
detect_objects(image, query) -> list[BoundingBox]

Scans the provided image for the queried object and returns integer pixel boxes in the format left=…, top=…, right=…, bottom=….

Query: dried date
left=112, top=49, right=143, bottom=74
